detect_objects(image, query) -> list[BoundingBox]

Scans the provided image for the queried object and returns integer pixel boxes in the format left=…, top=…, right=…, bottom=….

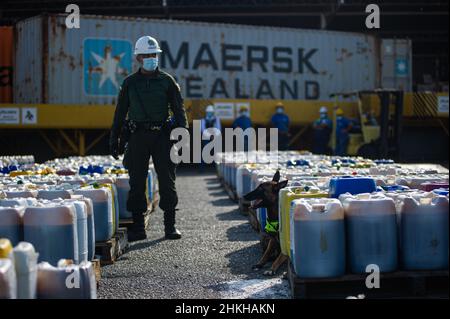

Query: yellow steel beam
left=288, top=126, right=308, bottom=147
left=78, top=130, right=86, bottom=156
left=0, top=93, right=447, bottom=129
left=38, top=130, right=59, bottom=156
left=59, top=129, right=78, bottom=153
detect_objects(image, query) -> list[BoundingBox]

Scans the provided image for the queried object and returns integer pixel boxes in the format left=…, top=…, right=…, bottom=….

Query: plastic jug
left=398, top=195, right=449, bottom=270
left=13, top=242, right=38, bottom=299
left=0, top=258, right=17, bottom=299
left=23, top=204, right=79, bottom=265
left=116, top=176, right=132, bottom=219
left=420, top=182, right=449, bottom=192
left=70, top=196, right=95, bottom=261
left=341, top=193, right=398, bottom=273
left=74, top=187, right=113, bottom=242
left=290, top=198, right=346, bottom=278
left=37, top=189, right=72, bottom=200
left=0, top=207, right=24, bottom=245
left=54, top=199, right=88, bottom=263
left=37, top=260, right=97, bottom=299
left=279, top=186, right=328, bottom=257
left=329, top=176, right=377, bottom=198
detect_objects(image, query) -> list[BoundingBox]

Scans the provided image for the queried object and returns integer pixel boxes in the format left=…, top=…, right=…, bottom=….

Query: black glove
left=109, top=134, right=119, bottom=160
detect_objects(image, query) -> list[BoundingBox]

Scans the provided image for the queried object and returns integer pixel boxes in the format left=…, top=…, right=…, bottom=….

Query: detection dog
left=244, top=170, right=288, bottom=276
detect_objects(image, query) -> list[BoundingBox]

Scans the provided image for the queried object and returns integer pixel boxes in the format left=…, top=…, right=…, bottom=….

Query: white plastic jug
left=0, top=258, right=17, bottom=299
left=37, top=259, right=97, bottom=299
left=13, top=242, right=38, bottom=299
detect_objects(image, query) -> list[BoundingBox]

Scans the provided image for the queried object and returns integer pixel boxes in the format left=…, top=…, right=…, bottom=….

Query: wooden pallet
left=247, top=207, right=260, bottom=232
left=95, top=227, right=129, bottom=266
left=238, top=198, right=250, bottom=216
left=119, top=211, right=151, bottom=230
left=288, top=261, right=449, bottom=299
left=91, top=258, right=101, bottom=286
left=223, top=182, right=238, bottom=202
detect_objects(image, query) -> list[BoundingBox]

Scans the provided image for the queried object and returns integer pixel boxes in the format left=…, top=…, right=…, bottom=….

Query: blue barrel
left=342, top=194, right=398, bottom=273
left=24, top=205, right=79, bottom=266
left=329, top=176, right=377, bottom=198
left=290, top=199, right=346, bottom=278
left=400, top=196, right=449, bottom=270
left=0, top=207, right=24, bottom=245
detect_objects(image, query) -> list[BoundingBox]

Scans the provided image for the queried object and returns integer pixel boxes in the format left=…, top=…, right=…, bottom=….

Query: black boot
left=164, top=210, right=181, bottom=240
left=128, top=212, right=147, bottom=242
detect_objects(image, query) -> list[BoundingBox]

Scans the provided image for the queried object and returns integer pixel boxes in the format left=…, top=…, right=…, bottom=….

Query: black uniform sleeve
left=110, top=80, right=130, bottom=142
left=167, top=77, right=189, bottom=129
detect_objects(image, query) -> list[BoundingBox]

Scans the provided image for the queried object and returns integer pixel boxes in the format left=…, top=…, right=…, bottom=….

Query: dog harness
left=265, top=219, right=279, bottom=234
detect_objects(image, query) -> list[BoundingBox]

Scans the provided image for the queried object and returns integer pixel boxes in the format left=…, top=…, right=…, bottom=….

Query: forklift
left=329, top=89, right=404, bottom=161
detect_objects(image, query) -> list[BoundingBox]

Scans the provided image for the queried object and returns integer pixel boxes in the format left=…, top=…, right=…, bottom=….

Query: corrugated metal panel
left=14, top=15, right=43, bottom=103
left=15, top=14, right=382, bottom=104
left=0, top=26, right=14, bottom=103
left=381, top=39, right=413, bottom=92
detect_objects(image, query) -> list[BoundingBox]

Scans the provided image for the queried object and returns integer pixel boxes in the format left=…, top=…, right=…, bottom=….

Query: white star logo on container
left=89, top=45, right=127, bottom=89
left=397, top=62, right=406, bottom=72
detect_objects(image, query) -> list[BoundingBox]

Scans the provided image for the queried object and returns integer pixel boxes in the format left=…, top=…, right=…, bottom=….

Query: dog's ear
left=272, top=170, right=280, bottom=182
left=276, top=180, right=289, bottom=190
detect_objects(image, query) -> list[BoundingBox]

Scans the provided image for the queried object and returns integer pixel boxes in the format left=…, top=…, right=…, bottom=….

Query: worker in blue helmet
left=270, top=102, right=290, bottom=150
left=312, top=106, right=333, bottom=154
left=232, top=106, right=252, bottom=151
left=335, top=108, right=353, bottom=156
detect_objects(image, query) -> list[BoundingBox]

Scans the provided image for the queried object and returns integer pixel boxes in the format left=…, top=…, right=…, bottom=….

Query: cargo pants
left=123, top=128, right=178, bottom=215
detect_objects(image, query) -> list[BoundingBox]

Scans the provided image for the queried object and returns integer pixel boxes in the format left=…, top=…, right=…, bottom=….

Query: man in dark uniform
left=109, top=35, right=188, bottom=241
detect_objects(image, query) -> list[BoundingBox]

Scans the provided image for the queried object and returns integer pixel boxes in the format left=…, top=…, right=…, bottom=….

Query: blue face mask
left=276, top=108, right=284, bottom=114
left=206, top=112, right=214, bottom=119
left=142, top=56, right=158, bottom=71
left=320, top=113, right=327, bottom=119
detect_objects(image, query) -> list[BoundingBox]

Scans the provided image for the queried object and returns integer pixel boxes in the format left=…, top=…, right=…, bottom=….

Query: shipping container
left=13, top=14, right=409, bottom=105
left=381, top=39, right=413, bottom=92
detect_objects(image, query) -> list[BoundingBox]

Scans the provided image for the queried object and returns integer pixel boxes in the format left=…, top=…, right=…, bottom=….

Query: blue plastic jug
left=24, top=205, right=79, bottom=266
left=329, top=176, right=377, bottom=198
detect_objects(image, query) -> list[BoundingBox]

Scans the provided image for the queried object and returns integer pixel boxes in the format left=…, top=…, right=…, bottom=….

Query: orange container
left=0, top=26, right=14, bottom=102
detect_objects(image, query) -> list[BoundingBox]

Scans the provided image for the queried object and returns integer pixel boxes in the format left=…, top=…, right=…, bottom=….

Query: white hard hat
left=206, top=105, right=215, bottom=113
left=134, top=36, right=162, bottom=55
left=319, top=106, right=328, bottom=113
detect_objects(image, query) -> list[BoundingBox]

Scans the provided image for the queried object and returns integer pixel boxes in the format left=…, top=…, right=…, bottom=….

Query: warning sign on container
left=214, top=103, right=235, bottom=120
left=438, top=96, right=449, bottom=114
left=22, top=107, right=38, bottom=124
left=0, top=107, right=20, bottom=124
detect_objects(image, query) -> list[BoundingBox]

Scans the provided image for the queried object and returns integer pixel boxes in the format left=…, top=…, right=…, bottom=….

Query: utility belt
left=126, top=119, right=165, bottom=133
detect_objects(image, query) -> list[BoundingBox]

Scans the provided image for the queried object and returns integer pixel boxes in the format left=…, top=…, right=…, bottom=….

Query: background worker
left=200, top=105, right=221, bottom=166
left=312, top=106, right=332, bottom=154
left=232, top=106, right=252, bottom=151
left=335, top=108, right=353, bottom=156
left=270, top=102, right=290, bottom=151
left=109, top=35, right=188, bottom=241
left=200, top=105, right=221, bottom=137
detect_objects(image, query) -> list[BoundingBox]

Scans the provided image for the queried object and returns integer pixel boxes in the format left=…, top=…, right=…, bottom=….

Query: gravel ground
left=98, top=166, right=290, bottom=299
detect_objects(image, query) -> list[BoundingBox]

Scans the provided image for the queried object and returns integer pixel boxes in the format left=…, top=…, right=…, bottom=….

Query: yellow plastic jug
left=278, top=186, right=328, bottom=257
